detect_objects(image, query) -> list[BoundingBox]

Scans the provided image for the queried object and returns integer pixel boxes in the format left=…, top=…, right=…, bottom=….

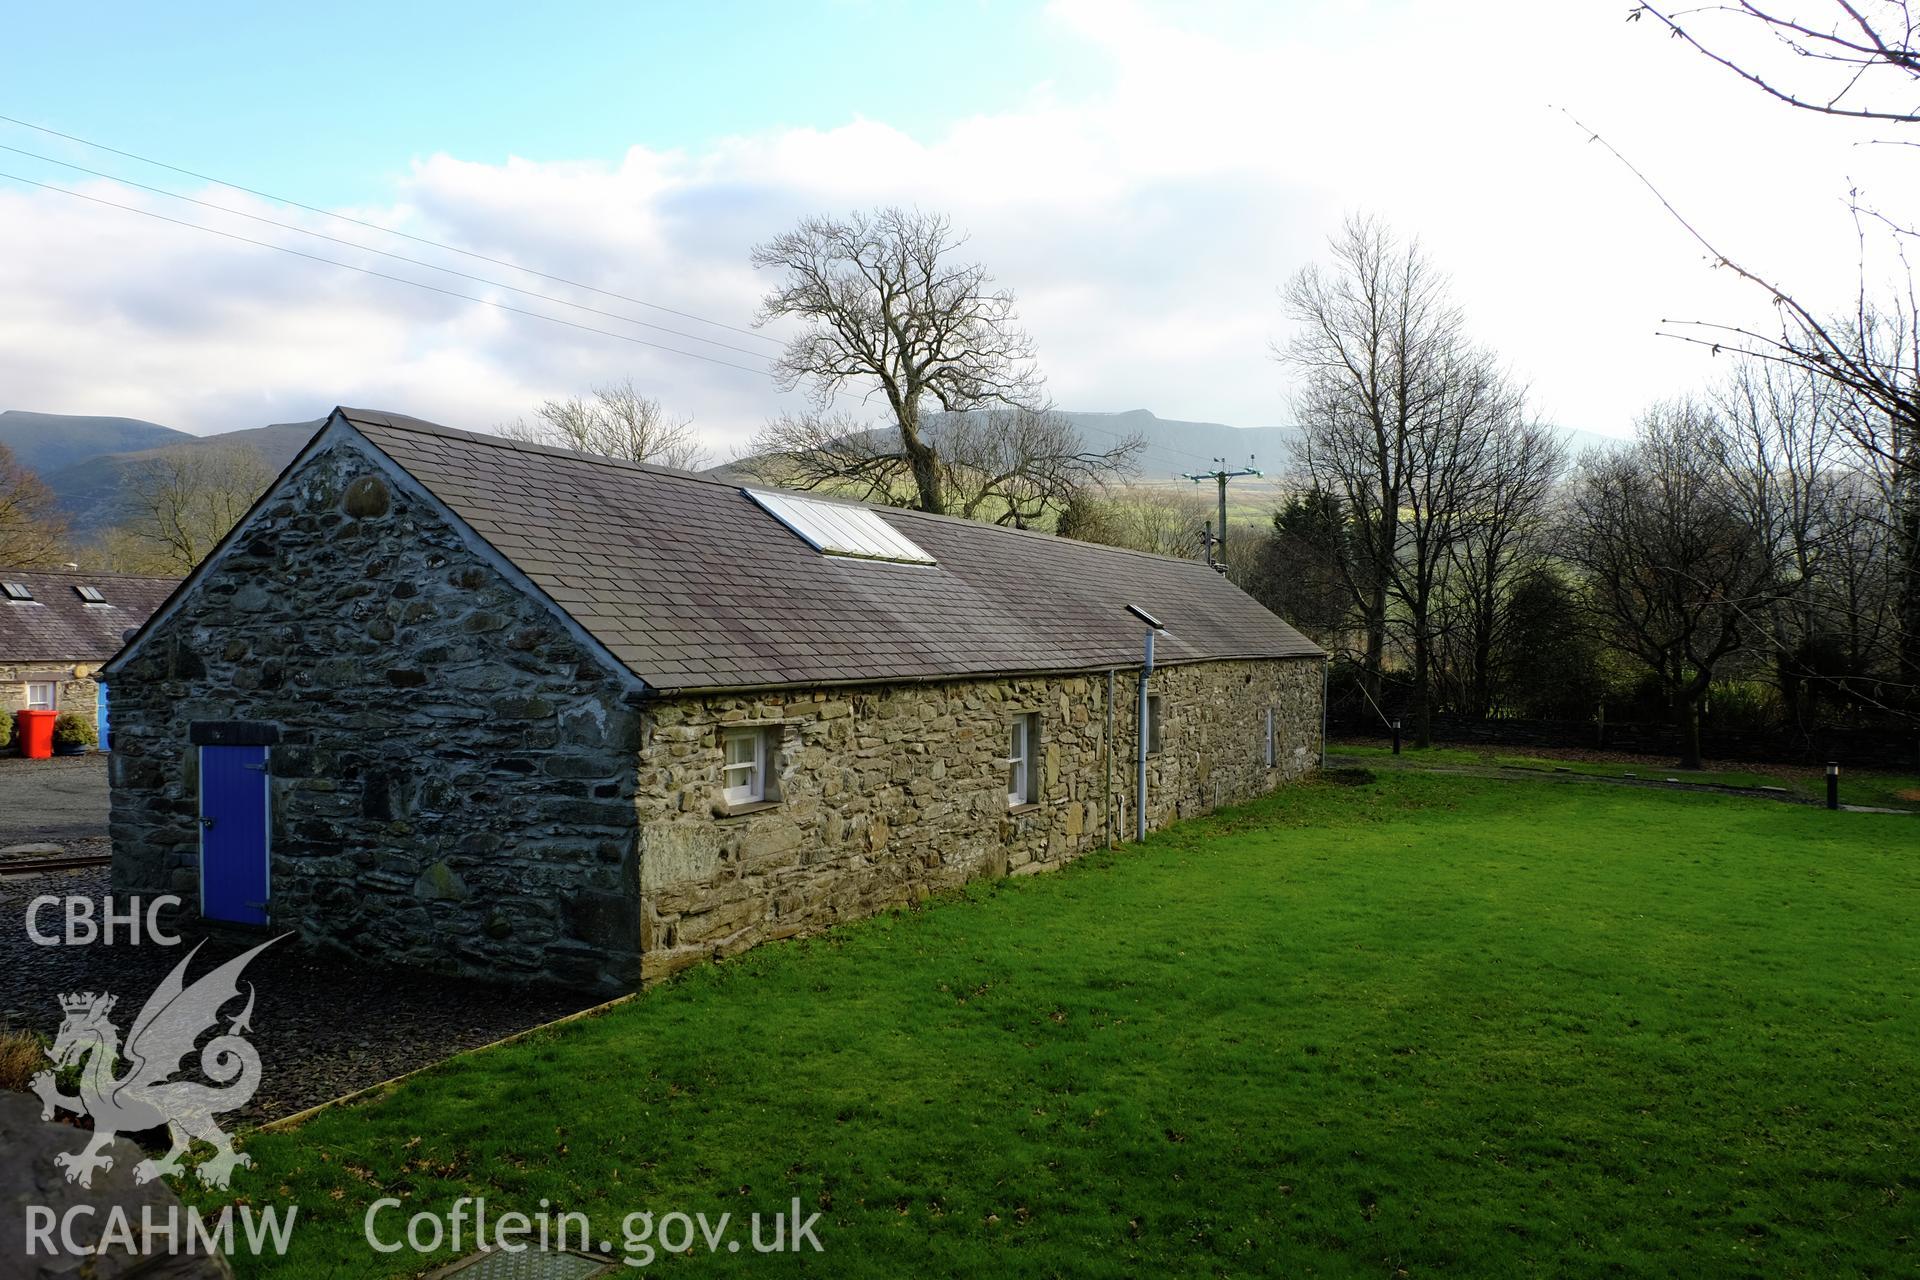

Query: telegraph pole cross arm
left=1182, top=456, right=1262, bottom=565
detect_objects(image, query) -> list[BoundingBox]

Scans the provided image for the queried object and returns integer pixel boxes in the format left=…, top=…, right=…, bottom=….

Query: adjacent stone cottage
left=105, top=409, right=1324, bottom=990
left=1, top=568, right=178, bottom=748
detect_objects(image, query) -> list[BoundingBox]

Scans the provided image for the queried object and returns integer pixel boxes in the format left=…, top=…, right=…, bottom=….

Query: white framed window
left=721, top=727, right=768, bottom=805
left=1145, top=693, right=1164, bottom=755
left=1265, top=707, right=1276, bottom=767
left=1007, top=713, right=1039, bottom=807
left=25, top=682, right=56, bottom=711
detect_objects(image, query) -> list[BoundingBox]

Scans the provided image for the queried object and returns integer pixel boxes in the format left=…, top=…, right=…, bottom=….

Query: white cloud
left=1, top=0, right=1913, bottom=468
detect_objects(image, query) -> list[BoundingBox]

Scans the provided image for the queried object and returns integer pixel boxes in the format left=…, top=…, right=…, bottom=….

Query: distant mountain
left=1, top=412, right=320, bottom=538
left=1048, top=410, right=1298, bottom=475
left=0, top=411, right=190, bottom=476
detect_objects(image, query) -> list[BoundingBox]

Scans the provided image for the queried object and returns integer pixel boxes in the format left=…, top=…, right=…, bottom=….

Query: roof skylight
left=2, top=582, right=32, bottom=601
left=744, top=489, right=936, bottom=565
left=75, top=585, right=106, bottom=603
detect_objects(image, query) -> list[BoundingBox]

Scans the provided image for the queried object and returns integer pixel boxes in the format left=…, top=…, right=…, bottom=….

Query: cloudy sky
left=2, top=0, right=1914, bottom=473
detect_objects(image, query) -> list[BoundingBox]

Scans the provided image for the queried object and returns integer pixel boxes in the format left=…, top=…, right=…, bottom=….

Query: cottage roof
left=334, top=409, right=1321, bottom=692
left=0, top=568, right=180, bottom=663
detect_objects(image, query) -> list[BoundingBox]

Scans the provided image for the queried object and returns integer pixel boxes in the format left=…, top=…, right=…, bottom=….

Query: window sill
left=1006, top=801, right=1041, bottom=815
left=715, top=798, right=782, bottom=819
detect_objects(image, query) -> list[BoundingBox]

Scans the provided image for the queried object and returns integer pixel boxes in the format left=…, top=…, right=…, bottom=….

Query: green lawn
left=194, top=772, right=1920, bottom=1277
left=1335, top=742, right=1920, bottom=809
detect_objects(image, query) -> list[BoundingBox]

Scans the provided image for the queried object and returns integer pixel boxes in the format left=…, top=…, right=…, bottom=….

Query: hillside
left=0, top=410, right=189, bottom=476
left=1052, top=409, right=1297, bottom=475
left=2, top=413, right=319, bottom=537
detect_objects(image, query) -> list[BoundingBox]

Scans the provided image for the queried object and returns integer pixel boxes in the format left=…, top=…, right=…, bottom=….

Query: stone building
left=1, top=568, right=178, bottom=748
left=105, top=409, right=1324, bottom=990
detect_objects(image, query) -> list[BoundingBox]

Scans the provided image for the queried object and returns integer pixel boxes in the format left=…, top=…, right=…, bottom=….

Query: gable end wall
left=107, top=439, right=641, bottom=990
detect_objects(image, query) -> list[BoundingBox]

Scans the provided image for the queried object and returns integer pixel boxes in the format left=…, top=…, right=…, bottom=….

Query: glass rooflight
left=744, top=489, right=936, bottom=565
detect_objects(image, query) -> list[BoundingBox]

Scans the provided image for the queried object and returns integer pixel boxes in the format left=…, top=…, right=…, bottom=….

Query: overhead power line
left=0, top=169, right=778, bottom=378
left=0, top=141, right=774, bottom=361
left=0, top=160, right=1224, bottom=464
left=0, top=111, right=782, bottom=346
left=0, top=113, right=1271, bottom=471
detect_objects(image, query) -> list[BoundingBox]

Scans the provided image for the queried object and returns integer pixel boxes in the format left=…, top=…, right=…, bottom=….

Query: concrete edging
left=256, top=989, right=639, bottom=1134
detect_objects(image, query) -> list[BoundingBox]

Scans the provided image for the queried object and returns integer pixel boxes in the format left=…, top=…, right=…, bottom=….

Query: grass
left=0, top=1027, right=45, bottom=1094
left=188, top=773, right=1920, bottom=1277
left=1334, top=742, right=1920, bottom=809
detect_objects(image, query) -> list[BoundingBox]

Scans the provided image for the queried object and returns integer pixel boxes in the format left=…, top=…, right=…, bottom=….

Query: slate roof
left=339, top=408, right=1323, bottom=693
left=0, top=568, right=180, bottom=663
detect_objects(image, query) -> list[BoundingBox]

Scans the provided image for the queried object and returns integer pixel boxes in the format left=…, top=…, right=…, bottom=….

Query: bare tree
left=748, top=411, right=911, bottom=505
left=747, top=408, right=1140, bottom=528
left=1560, top=401, right=1781, bottom=768
left=503, top=379, right=706, bottom=469
left=937, top=409, right=1142, bottom=527
left=1633, top=2, right=1920, bottom=123
left=119, top=444, right=274, bottom=574
left=0, top=444, right=69, bottom=568
left=1705, top=360, right=1845, bottom=720
left=1056, top=485, right=1212, bottom=558
left=1280, top=214, right=1467, bottom=701
left=1389, top=349, right=1543, bottom=745
left=752, top=207, right=1044, bottom=514
left=1591, top=5, right=1920, bottom=711
left=1437, top=412, right=1566, bottom=720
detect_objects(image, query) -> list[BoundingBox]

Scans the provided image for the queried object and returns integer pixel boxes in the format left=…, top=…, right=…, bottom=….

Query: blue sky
left=1, top=1, right=1912, bottom=459
left=6, top=1, right=1093, bottom=203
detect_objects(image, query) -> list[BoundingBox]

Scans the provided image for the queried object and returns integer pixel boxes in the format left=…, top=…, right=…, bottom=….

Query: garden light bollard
left=1827, top=761, right=1839, bottom=811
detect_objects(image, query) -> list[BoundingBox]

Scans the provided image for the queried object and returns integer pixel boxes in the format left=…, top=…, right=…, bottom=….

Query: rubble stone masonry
left=636, top=656, right=1323, bottom=981
left=109, top=435, right=1324, bottom=991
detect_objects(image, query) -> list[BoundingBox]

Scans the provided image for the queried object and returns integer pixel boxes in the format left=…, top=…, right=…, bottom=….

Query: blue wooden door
left=95, top=683, right=109, bottom=752
left=200, top=745, right=269, bottom=925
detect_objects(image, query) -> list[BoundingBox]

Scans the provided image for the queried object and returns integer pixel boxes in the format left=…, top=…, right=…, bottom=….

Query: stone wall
left=0, top=661, right=99, bottom=741
left=105, top=430, right=1326, bottom=993
left=638, top=656, right=1323, bottom=980
left=107, top=439, right=643, bottom=991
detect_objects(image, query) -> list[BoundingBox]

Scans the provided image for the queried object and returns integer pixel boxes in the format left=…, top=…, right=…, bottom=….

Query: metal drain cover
left=427, top=1249, right=616, bottom=1279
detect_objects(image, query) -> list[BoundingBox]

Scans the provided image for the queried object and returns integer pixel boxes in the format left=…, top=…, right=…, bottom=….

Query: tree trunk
left=1676, top=695, right=1704, bottom=770
left=1361, top=604, right=1386, bottom=705
left=1412, top=624, right=1434, bottom=748
left=1362, top=502, right=1395, bottom=702
left=896, top=400, right=946, bottom=515
left=1900, top=475, right=1920, bottom=707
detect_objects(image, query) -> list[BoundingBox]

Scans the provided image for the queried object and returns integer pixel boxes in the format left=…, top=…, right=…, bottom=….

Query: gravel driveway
left=0, top=867, right=602, bottom=1124
left=0, top=754, right=110, bottom=852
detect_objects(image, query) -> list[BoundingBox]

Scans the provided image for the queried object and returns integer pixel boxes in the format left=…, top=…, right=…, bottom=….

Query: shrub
left=51, top=712, right=96, bottom=751
left=0, top=709, right=11, bottom=751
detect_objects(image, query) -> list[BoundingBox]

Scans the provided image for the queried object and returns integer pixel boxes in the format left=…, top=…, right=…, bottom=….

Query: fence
left=1328, top=708, right=1920, bottom=770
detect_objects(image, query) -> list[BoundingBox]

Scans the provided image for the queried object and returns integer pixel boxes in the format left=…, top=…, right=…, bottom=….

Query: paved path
left=0, top=755, right=109, bottom=852
left=1327, top=753, right=1913, bottom=814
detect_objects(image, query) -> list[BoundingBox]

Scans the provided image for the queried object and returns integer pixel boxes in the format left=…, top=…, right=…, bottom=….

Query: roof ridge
left=0, top=566, right=182, bottom=582
left=337, top=407, right=1234, bottom=572
left=335, top=407, right=738, bottom=487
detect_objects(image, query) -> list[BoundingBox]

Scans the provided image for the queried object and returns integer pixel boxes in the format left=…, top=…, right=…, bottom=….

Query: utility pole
left=1182, top=457, right=1262, bottom=566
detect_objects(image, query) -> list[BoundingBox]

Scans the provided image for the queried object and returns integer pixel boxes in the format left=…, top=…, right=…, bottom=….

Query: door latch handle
left=200, top=817, right=215, bottom=830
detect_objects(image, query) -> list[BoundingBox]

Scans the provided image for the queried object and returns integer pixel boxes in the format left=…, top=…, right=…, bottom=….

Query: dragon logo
left=29, top=935, right=286, bottom=1189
